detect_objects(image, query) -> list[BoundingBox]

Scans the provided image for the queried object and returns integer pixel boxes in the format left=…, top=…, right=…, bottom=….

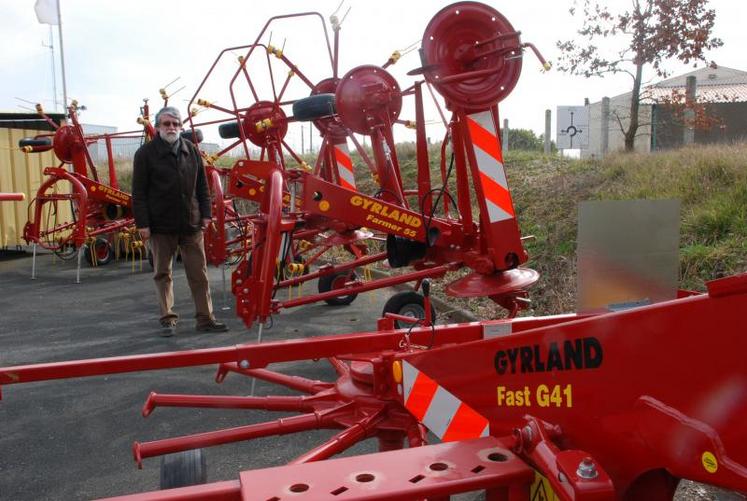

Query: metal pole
left=683, top=76, right=696, bottom=145
left=31, top=243, right=38, bottom=280
left=309, top=123, right=313, bottom=153
left=502, top=118, right=509, bottom=153
left=250, top=323, right=265, bottom=395
left=601, top=97, right=610, bottom=156
left=76, top=244, right=85, bottom=284
left=221, top=264, right=231, bottom=311
left=300, top=125, right=305, bottom=154
left=56, top=0, right=68, bottom=114
left=544, top=109, right=551, bottom=155
left=45, top=27, right=59, bottom=111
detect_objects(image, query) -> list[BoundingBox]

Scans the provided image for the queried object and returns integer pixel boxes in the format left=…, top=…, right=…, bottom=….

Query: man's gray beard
left=159, top=130, right=179, bottom=144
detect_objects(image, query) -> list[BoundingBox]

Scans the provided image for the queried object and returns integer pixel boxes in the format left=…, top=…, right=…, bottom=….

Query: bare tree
left=556, top=0, right=723, bottom=151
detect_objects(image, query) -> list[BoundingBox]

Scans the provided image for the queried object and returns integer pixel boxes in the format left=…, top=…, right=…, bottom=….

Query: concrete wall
left=0, top=127, right=72, bottom=248
left=583, top=93, right=652, bottom=158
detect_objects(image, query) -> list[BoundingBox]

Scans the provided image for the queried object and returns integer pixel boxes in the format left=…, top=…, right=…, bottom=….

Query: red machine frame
left=20, top=100, right=155, bottom=279
left=1, top=273, right=745, bottom=499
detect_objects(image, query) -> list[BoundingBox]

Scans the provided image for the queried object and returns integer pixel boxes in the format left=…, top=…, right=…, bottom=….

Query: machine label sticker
left=349, top=195, right=422, bottom=237
left=91, top=183, right=131, bottom=205
left=702, top=451, right=718, bottom=473
left=494, top=336, right=603, bottom=375
left=497, top=384, right=573, bottom=408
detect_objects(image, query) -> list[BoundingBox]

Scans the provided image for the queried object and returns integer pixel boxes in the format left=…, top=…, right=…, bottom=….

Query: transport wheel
left=53, top=242, right=77, bottom=260
left=382, top=291, right=436, bottom=329
left=292, top=93, right=336, bottom=121
left=160, top=449, right=207, bottom=489
left=318, top=270, right=358, bottom=306
left=84, top=237, right=114, bottom=266
left=18, top=137, right=52, bottom=148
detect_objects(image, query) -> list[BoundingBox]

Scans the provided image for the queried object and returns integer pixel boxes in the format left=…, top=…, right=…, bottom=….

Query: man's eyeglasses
left=159, top=120, right=182, bottom=128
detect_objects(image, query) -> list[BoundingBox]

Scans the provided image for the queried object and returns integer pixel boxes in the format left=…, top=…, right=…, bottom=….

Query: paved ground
left=0, top=252, right=398, bottom=500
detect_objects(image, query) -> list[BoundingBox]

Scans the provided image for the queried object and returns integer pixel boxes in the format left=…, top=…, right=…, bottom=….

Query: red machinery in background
left=180, top=3, right=550, bottom=331
left=19, top=100, right=153, bottom=280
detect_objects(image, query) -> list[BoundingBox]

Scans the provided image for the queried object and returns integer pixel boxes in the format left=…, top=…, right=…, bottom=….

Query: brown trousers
left=149, top=231, right=214, bottom=324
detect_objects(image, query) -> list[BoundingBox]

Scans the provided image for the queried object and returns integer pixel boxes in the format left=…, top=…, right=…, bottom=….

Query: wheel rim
left=95, top=241, right=110, bottom=260
left=399, top=303, right=426, bottom=320
left=331, top=274, right=354, bottom=300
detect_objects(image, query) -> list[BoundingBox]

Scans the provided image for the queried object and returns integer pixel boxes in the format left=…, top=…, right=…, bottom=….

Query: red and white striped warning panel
left=466, top=111, right=515, bottom=223
left=402, top=360, right=489, bottom=442
left=334, top=142, right=356, bottom=191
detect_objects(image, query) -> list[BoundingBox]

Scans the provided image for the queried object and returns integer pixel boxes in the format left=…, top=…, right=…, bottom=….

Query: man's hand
left=201, top=218, right=212, bottom=231
left=138, top=227, right=151, bottom=240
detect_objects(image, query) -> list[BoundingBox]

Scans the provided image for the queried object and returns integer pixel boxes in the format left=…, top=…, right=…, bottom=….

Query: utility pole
left=56, top=0, right=68, bottom=114
left=42, top=27, right=59, bottom=111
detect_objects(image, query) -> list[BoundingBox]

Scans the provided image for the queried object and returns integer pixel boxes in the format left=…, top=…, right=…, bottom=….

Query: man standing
left=132, top=106, right=228, bottom=336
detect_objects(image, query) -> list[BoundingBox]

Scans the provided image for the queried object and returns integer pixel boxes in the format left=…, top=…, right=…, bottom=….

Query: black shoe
left=160, top=319, right=177, bottom=337
left=196, top=319, right=229, bottom=332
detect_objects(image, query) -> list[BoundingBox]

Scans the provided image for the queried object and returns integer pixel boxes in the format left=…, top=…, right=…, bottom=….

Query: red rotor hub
left=242, top=100, right=288, bottom=147
left=335, top=65, right=401, bottom=135
left=421, top=1, right=522, bottom=110
left=52, top=125, right=84, bottom=163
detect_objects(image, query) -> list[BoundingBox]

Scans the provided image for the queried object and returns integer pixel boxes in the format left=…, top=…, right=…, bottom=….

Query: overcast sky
left=1, top=0, right=743, bottom=150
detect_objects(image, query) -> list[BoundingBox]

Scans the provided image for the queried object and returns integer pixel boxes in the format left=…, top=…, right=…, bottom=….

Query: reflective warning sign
left=530, top=471, right=560, bottom=501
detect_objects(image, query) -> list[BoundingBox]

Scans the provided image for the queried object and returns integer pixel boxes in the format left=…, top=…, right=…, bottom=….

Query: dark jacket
left=132, top=135, right=211, bottom=234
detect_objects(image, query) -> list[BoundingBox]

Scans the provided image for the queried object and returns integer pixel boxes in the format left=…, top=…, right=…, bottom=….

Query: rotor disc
left=421, top=1, right=522, bottom=110
left=335, top=65, right=401, bottom=135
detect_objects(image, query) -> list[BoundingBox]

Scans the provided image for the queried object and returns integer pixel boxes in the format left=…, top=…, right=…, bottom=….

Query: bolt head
left=239, top=360, right=250, bottom=369
left=576, top=457, right=598, bottom=479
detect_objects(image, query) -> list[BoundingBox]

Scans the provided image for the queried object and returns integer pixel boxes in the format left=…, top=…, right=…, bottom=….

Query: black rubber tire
left=84, top=237, right=114, bottom=266
left=318, top=270, right=358, bottom=306
left=160, top=449, right=207, bottom=490
left=219, top=121, right=240, bottom=139
left=18, top=137, right=52, bottom=148
left=382, top=291, right=436, bottom=329
left=147, top=248, right=154, bottom=270
left=293, top=94, right=336, bottom=121
left=181, top=129, right=204, bottom=144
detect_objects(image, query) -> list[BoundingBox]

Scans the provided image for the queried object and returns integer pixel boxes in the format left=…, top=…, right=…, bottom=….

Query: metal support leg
left=31, top=243, right=37, bottom=280
left=76, top=245, right=85, bottom=284
left=250, top=323, right=264, bottom=396
left=221, top=264, right=230, bottom=311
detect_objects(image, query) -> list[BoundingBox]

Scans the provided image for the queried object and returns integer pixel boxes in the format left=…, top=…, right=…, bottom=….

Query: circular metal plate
left=422, top=1, right=522, bottom=110
left=446, top=267, right=539, bottom=298
left=335, top=65, right=401, bottom=135
left=242, top=100, right=288, bottom=147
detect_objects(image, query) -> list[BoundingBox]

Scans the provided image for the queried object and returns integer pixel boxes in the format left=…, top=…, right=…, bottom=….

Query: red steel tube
left=0, top=322, right=485, bottom=387
left=133, top=404, right=350, bottom=466
left=290, top=409, right=386, bottom=464
left=0, top=193, right=25, bottom=202
left=278, top=251, right=387, bottom=288
left=141, top=392, right=314, bottom=417
left=98, top=479, right=241, bottom=501
left=281, top=263, right=454, bottom=308
left=221, top=364, right=334, bottom=394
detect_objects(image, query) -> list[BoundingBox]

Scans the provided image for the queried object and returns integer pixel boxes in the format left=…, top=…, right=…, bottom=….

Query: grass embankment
left=353, top=142, right=747, bottom=318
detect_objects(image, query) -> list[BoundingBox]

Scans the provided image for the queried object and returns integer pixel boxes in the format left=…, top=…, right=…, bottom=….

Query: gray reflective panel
left=577, top=199, right=680, bottom=312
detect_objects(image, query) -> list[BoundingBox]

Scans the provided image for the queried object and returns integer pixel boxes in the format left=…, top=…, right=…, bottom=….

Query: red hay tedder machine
left=18, top=100, right=153, bottom=281
left=1, top=3, right=745, bottom=501
left=180, top=1, right=552, bottom=333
